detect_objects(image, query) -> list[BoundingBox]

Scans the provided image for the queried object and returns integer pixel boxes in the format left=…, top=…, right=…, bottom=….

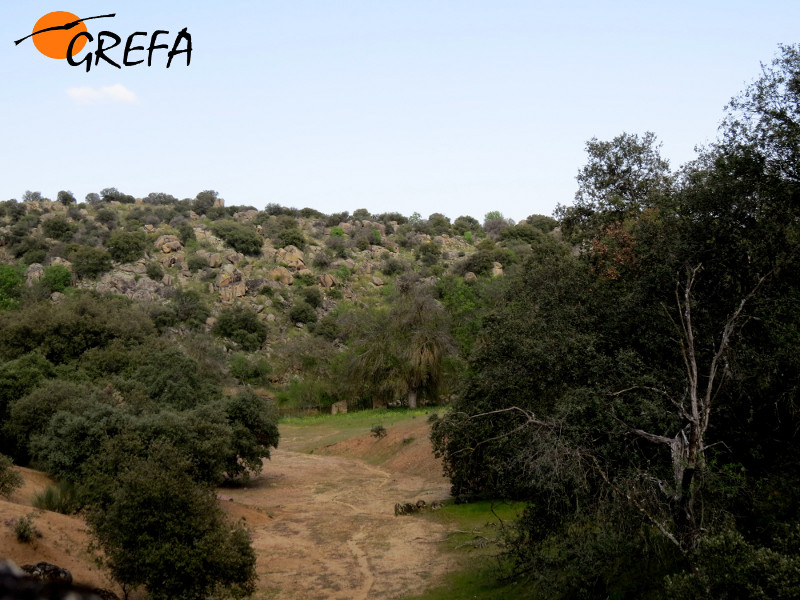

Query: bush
left=13, top=513, right=41, bottom=543
left=32, top=480, right=82, bottom=514
left=40, top=265, right=72, bottom=292
left=146, top=262, right=164, bottom=280
left=69, top=246, right=113, bottom=279
left=95, top=208, right=118, bottom=228
left=416, top=241, right=442, bottom=266
left=212, top=306, right=268, bottom=351
left=0, top=454, right=23, bottom=498
left=289, top=301, right=318, bottom=324
left=107, top=231, right=146, bottom=263
left=0, top=265, right=24, bottom=309
left=41, top=215, right=76, bottom=242
left=371, top=425, right=387, bottom=439
left=228, top=353, right=271, bottom=385
left=187, top=253, right=210, bottom=272
left=301, top=286, right=322, bottom=308
left=210, top=221, right=263, bottom=256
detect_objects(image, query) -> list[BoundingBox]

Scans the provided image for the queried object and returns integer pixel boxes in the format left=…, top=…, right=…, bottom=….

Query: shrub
left=228, top=353, right=272, bottom=385
left=301, top=286, right=322, bottom=308
left=0, top=265, right=24, bottom=309
left=13, top=513, right=41, bottom=543
left=416, top=241, right=442, bottom=266
left=32, top=480, right=82, bottom=514
left=107, top=231, right=146, bottom=263
left=371, top=425, right=387, bottom=439
left=289, top=301, right=318, bottom=324
left=40, top=265, right=72, bottom=292
left=212, top=306, right=267, bottom=351
left=69, top=246, right=113, bottom=279
left=95, top=208, right=118, bottom=227
left=330, top=226, right=345, bottom=238
left=382, top=257, right=406, bottom=276
left=187, top=253, right=210, bottom=272
left=313, top=251, right=332, bottom=268
left=0, top=454, right=23, bottom=498
left=41, top=215, right=76, bottom=242
left=210, top=221, right=263, bottom=256
left=146, top=262, right=164, bottom=280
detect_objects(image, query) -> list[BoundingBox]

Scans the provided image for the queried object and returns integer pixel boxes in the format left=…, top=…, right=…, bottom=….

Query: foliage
left=42, top=215, right=76, bottom=242
left=0, top=454, right=23, bottom=498
left=187, top=253, right=210, bottom=272
left=87, top=449, right=257, bottom=600
left=32, top=480, right=82, bottom=514
left=290, top=301, right=318, bottom=325
left=145, top=261, right=164, bottom=280
left=107, top=230, right=146, bottom=263
left=0, top=265, right=24, bottom=309
left=40, top=265, right=72, bottom=292
left=69, top=245, right=113, bottom=279
left=370, top=424, right=387, bottom=439
left=211, top=220, right=263, bottom=256
left=213, top=305, right=268, bottom=351
left=222, top=388, right=280, bottom=478
left=13, top=512, right=41, bottom=543
left=300, top=286, right=322, bottom=308
left=228, top=353, right=271, bottom=385
left=193, top=189, right=219, bottom=215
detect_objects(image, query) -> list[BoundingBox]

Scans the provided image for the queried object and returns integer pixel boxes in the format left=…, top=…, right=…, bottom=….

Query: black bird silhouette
left=14, top=13, right=115, bottom=46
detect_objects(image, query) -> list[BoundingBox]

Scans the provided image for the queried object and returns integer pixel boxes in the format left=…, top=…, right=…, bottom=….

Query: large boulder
left=276, top=245, right=306, bottom=269
left=20, top=562, right=72, bottom=585
left=25, top=263, right=44, bottom=286
left=154, top=234, right=183, bottom=254
left=215, top=264, right=246, bottom=302
left=319, top=273, right=336, bottom=289
left=491, top=262, right=504, bottom=278
left=269, top=266, right=293, bottom=286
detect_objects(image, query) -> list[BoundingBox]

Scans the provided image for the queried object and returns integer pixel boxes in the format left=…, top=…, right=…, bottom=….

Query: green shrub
left=0, top=454, right=23, bottom=498
left=95, top=208, right=118, bottom=228
left=32, top=480, right=82, bottom=514
left=416, top=241, right=442, bottom=266
left=334, top=265, right=352, bottom=281
left=210, top=221, right=263, bottom=256
left=228, top=353, right=272, bottom=385
left=330, top=226, right=345, bottom=238
left=107, top=231, right=146, bottom=263
left=41, top=265, right=72, bottom=292
left=69, top=246, right=113, bottom=279
left=13, top=512, right=41, bottom=543
left=0, top=265, right=24, bottom=309
left=212, top=306, right=267, bottom=351
left=289, top=301, right=317, bottom=324
left=370, top=424, right=387, bottom=439
left=301, top=286, right=322, bottom=308
left=41, top=216, right=76, bottom=242
left=146, top=262, right=164, bottom=280
left=187, top=253, right=210, bottom=273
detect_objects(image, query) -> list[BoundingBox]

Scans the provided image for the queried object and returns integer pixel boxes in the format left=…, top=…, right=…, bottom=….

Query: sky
left=1, top=1, right=799, bottom=223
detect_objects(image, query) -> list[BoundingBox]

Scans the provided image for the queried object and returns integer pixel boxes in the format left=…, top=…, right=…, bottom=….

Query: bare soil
left=1, top=417, right=454, bottom=599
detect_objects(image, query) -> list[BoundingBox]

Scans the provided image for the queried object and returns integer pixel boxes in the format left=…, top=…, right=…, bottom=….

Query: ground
left=1, top=411, right=458, bottom=599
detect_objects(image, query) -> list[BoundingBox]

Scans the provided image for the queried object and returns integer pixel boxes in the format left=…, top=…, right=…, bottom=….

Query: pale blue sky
left=1, top=1, right=798, bottom=221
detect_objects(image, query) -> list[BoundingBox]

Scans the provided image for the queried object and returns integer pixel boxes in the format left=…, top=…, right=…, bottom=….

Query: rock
left=162, top=273, right=174, bottom=286
left=144, top=223, right=155, bottom=232
left=265, top=313, right=276, bottom=322
left=225, top=252, right=245, bottom=265
left=154, top=234, right=182, bottom=254
left=269, top=266, right=293, bottom=286
left=297, top=268, right=313, bottom=277
left=25, top=263, right=44, bottom=286
left=50, top=291, right=65, bottom=303
left=246, top=279, right=267, bottom=294
left=118, top=262, right=146, bottom=274
left=276, top=245, right=306, bottom=269
left=20, top=562, right=72, bottom=585
left=206, top=316, right=217, bottom=328
left=49, top=256, right=72, bottom=270
left=464, top=271, right=477, bottom=282
left=207, top=252, right=224, bottom=268
left=319, top=273, right=336, bottom=289
left=491, top=262, right=504, bottom=277
left=371, top=275, right=384, bottom=287
left=235, top=209, right=258, bottom=222
left=330, top=400, right=348, bottom=415
left=215, top=265, right=246, bottom=301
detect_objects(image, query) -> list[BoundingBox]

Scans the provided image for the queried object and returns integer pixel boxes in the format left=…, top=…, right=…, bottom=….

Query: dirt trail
left=2, top=419, right=453, bottom=600
left=222, top=434, right=454, bottom=600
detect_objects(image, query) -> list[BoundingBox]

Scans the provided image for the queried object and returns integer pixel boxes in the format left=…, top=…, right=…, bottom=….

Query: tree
left=88, top=448, right=257, bottom=600
left=194, top=190, right=219, bottom=215
left=107, top=231, right=146, bottom=263
left=345, top=282, right=455, bottom=408
left=57, top=190, right=75, bottom=206
left=69, top=246, right=113, bottom=279
left=212, top=306, right=268, bottom=351
left=557, top=131, right=673, bottom=241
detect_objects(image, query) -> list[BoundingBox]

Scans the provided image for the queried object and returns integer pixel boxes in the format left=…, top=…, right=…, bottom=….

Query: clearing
left=2, top=409, right=465, bottom=599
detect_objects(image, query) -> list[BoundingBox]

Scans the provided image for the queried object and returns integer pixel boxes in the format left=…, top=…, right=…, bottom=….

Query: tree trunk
left=407, top=389, right=418, bottom=409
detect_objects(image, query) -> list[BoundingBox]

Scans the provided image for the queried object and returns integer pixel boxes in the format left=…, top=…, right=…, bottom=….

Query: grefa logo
left=14, top=11, right=192, bottom=72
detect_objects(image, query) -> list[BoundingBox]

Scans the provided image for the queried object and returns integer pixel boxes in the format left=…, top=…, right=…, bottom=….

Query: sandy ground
left=2, top=418, right=454, bottom=599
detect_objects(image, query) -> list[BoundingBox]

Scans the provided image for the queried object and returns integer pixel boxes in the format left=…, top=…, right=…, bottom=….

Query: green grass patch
left=404, top=500, right=531, bottom=600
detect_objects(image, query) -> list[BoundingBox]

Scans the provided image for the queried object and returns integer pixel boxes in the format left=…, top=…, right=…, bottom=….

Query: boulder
left=464, top=271, right=478, bottom=282
left=225, top=252, right=245, bottom=265
left=246, top=279, right=268, bottom=294
left=20, top=562, right=72, bottom=585
left=49, top=256, right=72, bottom=270
left=371, top=275, right=384, bottom=287
left=276, top=245, right=306, bottom=269
left=319, top=273, right=336, bottom=289
left=491, top=262, right=504, bottom=278
left=269, top=266, right=293, bottom=286
left=215, top=265, right=246, bottom=301
left=25, top=263, right=44, bottom=286
left=154, top=234, right=182, bottom=254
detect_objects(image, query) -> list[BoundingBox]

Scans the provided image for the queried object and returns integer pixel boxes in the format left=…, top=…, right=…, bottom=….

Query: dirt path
left=220, top=423, right=454, bottom=599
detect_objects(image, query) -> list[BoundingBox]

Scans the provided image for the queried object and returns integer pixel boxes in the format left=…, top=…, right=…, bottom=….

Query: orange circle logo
left=31, top=11, right=88, bottom=59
